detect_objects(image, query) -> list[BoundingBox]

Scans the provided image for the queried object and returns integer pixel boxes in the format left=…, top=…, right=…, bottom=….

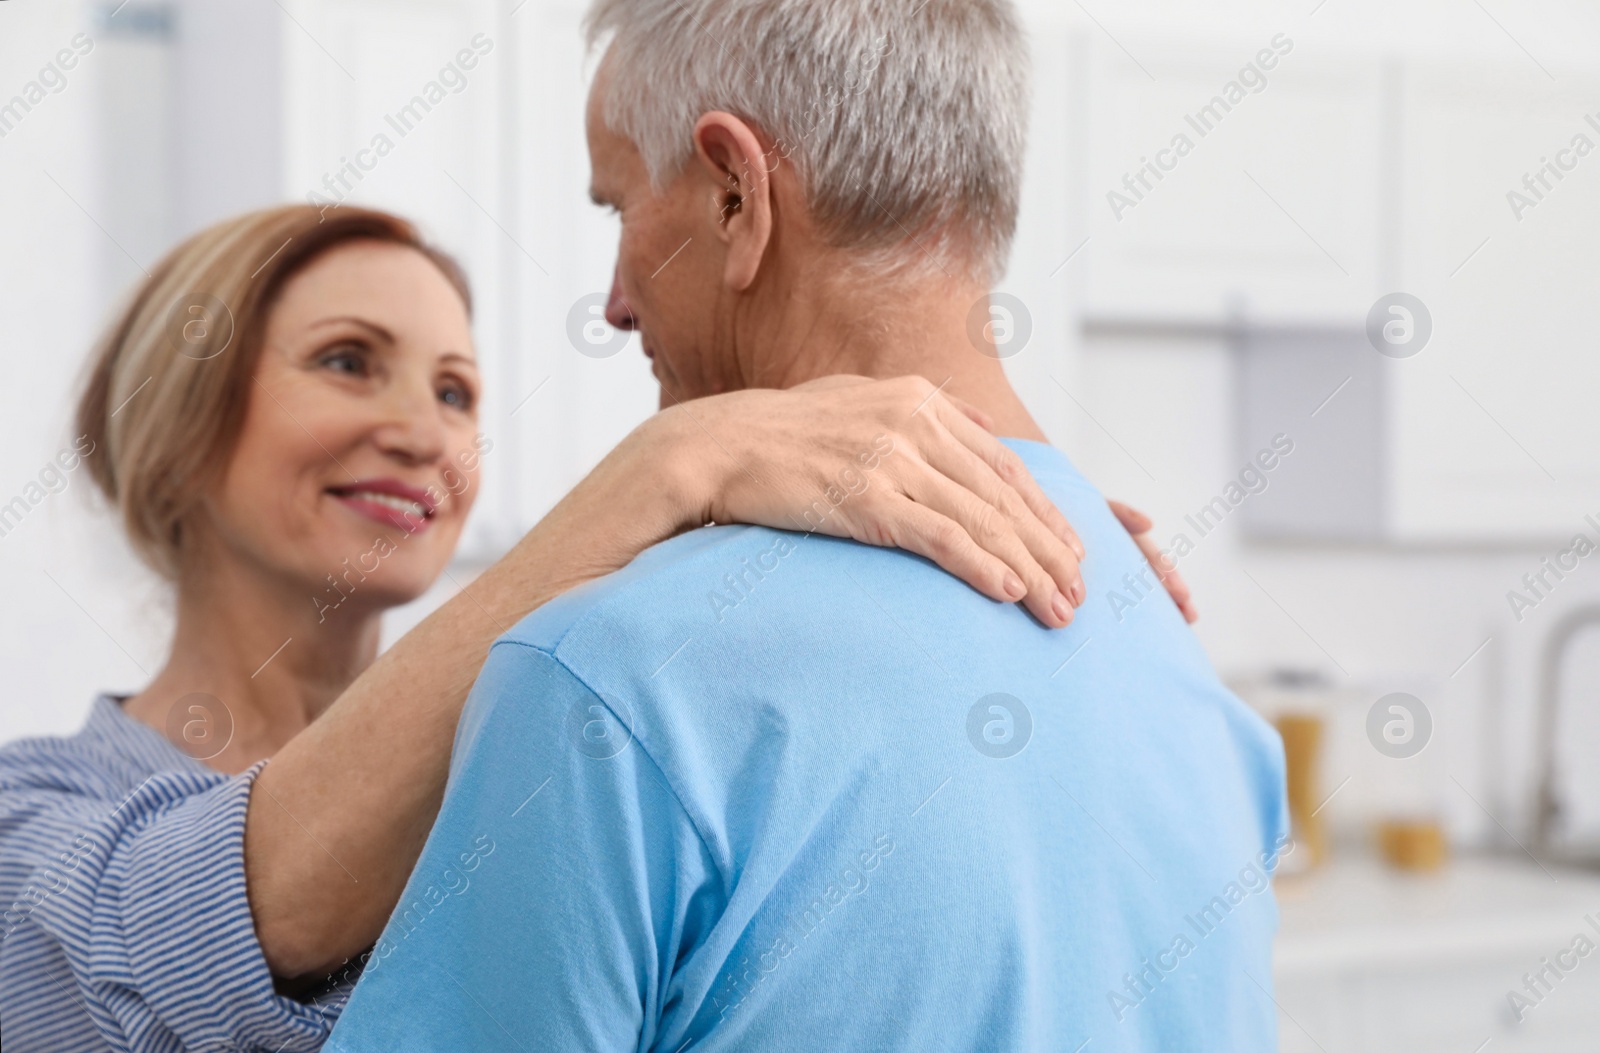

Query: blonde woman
left=0, top=204, right=1187, bottom=1051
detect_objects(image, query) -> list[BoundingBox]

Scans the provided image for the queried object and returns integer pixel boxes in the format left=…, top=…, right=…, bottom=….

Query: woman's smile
left=327, top=478, right=439, bottom=534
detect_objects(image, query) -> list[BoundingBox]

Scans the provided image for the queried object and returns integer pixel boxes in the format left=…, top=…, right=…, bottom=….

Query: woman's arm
left=1109, top=499, right=1197, bottom=624
left=246, top=377, right=1087, bottom=980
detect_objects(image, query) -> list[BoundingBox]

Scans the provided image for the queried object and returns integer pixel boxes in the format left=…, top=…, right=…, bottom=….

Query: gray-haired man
left=328, top=2, right=1288, bottom=1050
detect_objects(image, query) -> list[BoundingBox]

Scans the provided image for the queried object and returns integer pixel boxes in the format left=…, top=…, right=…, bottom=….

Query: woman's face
left=199, top=240, right=483, bottom=616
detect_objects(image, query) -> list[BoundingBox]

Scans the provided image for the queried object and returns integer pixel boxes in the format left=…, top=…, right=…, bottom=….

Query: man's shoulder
left=501, top=438, right=1094, bottom=656
left=495, top=522, right=886, bottom=672
left=466, top=522, right=926, bottom=793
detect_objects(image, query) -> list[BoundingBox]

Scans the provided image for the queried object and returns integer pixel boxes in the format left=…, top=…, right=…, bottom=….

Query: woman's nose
left=373, top=383, right=448, bottom=466
left=604, top=270, right=636, bottom=331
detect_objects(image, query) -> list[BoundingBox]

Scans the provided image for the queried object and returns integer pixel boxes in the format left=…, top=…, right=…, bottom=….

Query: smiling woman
left=0, top=202, right=1186, bottom=1052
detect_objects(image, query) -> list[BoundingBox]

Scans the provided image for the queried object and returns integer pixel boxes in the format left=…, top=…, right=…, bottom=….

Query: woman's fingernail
left=1053, top=592, right=1073, bottom=624
left=1072, top=581, right=1086, bottom=606
left=1004, top=572, right=1026, bottom=599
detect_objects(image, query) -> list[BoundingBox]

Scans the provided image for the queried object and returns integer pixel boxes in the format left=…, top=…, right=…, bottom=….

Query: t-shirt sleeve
left=326, top=641, right=720, bottom=1053
left=1, top=762, right=351, bottom=1051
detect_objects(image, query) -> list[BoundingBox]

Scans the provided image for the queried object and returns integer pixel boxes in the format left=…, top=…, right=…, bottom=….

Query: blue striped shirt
left=0, top=695, right=354, bottom=1051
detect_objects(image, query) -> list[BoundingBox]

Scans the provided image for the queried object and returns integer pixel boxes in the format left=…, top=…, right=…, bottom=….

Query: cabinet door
left=1389, top=62, right=1600, bottom=540
left=1078, top=31, right=1383, bottom=322
left=1278, top=953, right=1600, bottom=1052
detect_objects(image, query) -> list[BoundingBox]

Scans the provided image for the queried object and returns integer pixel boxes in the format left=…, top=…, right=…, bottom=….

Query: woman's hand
left=654, top=375, right=1087, bottom=629
left=1108, top=499, right=1197, bottom=623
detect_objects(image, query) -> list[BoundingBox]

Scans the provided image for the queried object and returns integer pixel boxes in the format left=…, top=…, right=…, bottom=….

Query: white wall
left=0, top=0, right=163, bottom=743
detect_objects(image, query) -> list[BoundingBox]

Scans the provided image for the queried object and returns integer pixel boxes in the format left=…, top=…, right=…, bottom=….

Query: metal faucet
left=1533, top=604, right=1600, bottom=862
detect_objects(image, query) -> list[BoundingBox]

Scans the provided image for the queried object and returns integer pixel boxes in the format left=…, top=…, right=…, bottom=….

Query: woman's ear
left=692, top=112, right=775, bottom=292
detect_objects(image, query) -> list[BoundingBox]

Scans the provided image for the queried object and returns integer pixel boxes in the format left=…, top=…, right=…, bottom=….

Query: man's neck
left=736, top=263, right=1048, bottom=442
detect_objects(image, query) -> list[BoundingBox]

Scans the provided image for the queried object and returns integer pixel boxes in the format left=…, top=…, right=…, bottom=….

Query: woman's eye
left=439, top=381, right=475, bottom=411
left=319, top=347, right=368, bottom=375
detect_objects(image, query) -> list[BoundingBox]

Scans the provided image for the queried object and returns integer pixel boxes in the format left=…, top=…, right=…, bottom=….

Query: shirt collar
left=83, top=693, right=214, bottom=776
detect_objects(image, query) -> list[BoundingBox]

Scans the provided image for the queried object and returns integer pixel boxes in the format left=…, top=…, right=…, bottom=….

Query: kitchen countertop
left=1275, top=853, right=1600, bottom=975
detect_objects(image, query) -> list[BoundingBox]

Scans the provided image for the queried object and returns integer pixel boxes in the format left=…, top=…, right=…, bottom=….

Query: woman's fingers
left=1119, top=512, right=1199, bottom=624
left=932, top=397, right=1085, bottom=560
left=889, top=457, right=1075, bottom=624
left=1107, top=499, right=1152, bottom=535
left=894, top=425, right=1084, bottom=615
left=853, top=495, right=1029, bottom=606
left=940, top=391, right=996, bottom=434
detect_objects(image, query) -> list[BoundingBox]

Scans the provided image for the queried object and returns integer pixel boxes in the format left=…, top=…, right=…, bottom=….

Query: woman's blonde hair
left=74, top=204, right=471, bottom=580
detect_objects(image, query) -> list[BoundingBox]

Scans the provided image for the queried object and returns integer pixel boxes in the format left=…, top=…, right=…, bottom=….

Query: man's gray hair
left=585, top=0, right=1031, bottom=284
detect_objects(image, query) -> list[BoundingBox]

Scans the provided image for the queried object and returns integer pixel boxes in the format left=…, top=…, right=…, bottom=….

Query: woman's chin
left=305, top=562, right=446, bottom=622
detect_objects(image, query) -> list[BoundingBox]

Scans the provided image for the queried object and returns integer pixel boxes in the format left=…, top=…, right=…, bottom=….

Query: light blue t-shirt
left=328, top=440, right=1289, bottom=1053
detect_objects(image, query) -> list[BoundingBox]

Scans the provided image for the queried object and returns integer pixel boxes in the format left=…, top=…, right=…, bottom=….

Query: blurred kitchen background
left=4, top=0, right=1600, bottom=1048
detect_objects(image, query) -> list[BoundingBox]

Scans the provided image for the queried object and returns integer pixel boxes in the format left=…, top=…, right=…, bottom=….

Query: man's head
left=584, top=0, right=1031, bottom=404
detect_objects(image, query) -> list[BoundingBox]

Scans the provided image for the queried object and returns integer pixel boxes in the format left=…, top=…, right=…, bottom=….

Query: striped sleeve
left=2, top=761, right=347, bottom=1052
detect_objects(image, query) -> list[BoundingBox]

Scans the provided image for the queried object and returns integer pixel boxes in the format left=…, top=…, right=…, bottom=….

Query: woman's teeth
left=345, top=491, right=429, bottom=517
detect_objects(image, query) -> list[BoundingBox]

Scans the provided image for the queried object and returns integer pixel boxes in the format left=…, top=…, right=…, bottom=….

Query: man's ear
left=692, top=111, right=775, bottom=292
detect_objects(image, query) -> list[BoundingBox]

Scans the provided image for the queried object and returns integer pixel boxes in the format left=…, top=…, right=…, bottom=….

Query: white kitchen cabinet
left=1075, top=30, right=1384, bottom=323
left=1385, top=62, right=1600, bottom=541
left=1073, top=20, right=1600, bottom=543
left=1234, top=59, right=1600, bottom=544
left=1276, top=856, right=1600, bottom=1051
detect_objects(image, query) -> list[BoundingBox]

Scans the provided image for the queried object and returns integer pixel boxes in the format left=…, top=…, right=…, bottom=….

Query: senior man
left=328, top=1, right=1288, bottom=1050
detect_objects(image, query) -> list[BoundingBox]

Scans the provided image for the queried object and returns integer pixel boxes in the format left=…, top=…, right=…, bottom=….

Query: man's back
left=328, top=440, right=1287, bottom=1053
